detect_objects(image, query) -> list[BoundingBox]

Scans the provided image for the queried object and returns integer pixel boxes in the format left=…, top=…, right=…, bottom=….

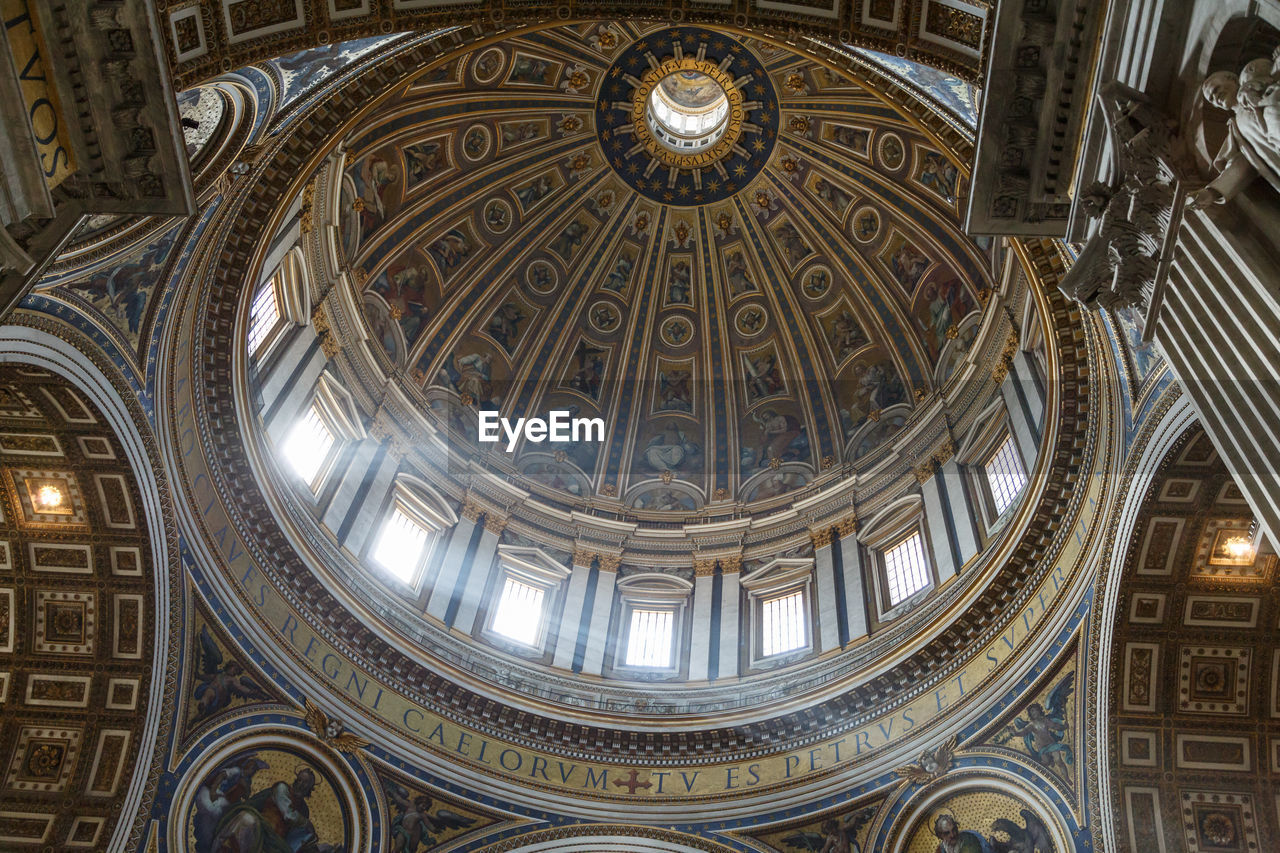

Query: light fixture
left=1221, top=518, right=1260, bottom=561
left=35, top=484, right=64, bottom=510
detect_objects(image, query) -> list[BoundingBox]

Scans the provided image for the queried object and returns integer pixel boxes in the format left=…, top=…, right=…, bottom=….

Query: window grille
left=248, top=282, right=282, bottom=356
left=625, top=608, right=674, bottom=668
left=491, top=576, right=546, bottom=646
left=760, top=589, right=806, bottom=657
left=884, top=531, right=929, bottom=606
left=372, top=506, right=431, bottom=582
left=984, top=434, right=1027, bottom=516
left=283, top=405, right=335, bottom=488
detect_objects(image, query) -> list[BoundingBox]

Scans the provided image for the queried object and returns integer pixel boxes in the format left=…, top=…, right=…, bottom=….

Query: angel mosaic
left=917, top=150, right=959, bottom=201
left=352, top=153, right=397, bottom=233
left=193, top=624, right=269, bottom=721
left=725, top=249, right=759, bottom=297
left=780, top=806, right=875, bottom=852
left=812, top=176, right=854, bottom=217
left=403, top=141, right=445, bottom=188
left=486, top=302, right=527, bottom=353
left=994, top=672, right=1074, bottom=773
left=602, top=247, right=636, bottom=292
left=384, top=779, right=476, bottom=852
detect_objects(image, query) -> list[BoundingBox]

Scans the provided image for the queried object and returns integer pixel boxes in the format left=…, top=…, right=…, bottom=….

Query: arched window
left=741, top=557, right=814, bottom=666
left=957, top=398, right=1029, bottom=536
left=613, top=574, right=692, bottom=673
left=248, top=247, right=310, bottom=361
left=281, top=371, right=364, bottom=494
left=368, top=477, right=456, bottom=587
left=483, top=546, right=570, bottom=652
left=859, top=496, right=935, bottom=622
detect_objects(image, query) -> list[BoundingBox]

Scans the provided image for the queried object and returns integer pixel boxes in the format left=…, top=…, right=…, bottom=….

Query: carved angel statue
left=894, top=734, right=958, bottom=784
left=304, top=700, right=370, bottom=753
left=1189, top=46, right=1280, bottom=207
left=780, top=805, right=876, bottom=852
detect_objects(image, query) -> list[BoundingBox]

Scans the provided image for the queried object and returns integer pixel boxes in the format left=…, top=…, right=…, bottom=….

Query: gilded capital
left=597, top=553, right=622, bottom=573
left=809, top=527, right=833, bottom=549
left=460, top=498, right=485, bottom=522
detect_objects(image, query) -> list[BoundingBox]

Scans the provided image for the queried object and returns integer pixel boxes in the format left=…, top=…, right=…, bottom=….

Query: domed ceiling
left=337, top=22, right=994, bottom=516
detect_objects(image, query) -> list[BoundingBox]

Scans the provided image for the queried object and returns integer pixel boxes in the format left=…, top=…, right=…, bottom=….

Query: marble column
left=834, top=518, right=867, bottom=641
left=425, top=501, right=481, bottom=622
left=334, top=448, right=398, bottom=556
left=261, top=325, right=325, bottom=443
left=716, top=557, right=742, bottom=679
left=1158, top=210, right=1280, bottom=546
left=809, top=530, right=841, bottom=653
left=552, top=551, right=595, bottom=670
left=450, top=514, right=506, bottom=632
left=918, top=460, right=959, bottom=584
left=999, top=347, right=1042, bottom=473
left=579, top=555, right=619, bottom=676
left=687, top=559, right=717, bottom=681
left=937, top=458, right=981, bottom=568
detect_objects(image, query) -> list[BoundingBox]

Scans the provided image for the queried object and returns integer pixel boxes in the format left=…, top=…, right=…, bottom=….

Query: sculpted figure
left=1189, top=47, right=1280, bottom=208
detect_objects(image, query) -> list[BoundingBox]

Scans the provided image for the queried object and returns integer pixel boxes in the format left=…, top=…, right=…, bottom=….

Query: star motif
left=610, top=66, right=622, bottom=77
left=753, top=83, right=765, bottom=95
left=708, top=180, right=720, bottom=191
left=733, top=164, right=747, bottom=177
left=662, top=191, right=674, bottom=202
left=677, top=185, right=690, bottom=197
left=752, top=138, right=766, bottom=152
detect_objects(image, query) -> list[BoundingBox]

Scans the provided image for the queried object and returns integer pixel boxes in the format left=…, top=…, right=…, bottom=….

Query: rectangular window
left=283, top=405, right=335, bottom=488
left=884, top=531, right=929, bottom=606
left=371, top=506, right=431, bottom=583
left=984, top=434, right=1027, bottom=516
left=760, top=589, right=806, bottom=657
left=247, top=282, right=282, bottom=356
left=491, top=576, right=547, bottom=646
left=625, top=608, right=674, bottom=668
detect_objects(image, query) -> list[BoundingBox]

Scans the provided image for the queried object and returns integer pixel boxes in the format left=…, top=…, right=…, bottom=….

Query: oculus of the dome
left=630, top=57, right=745, bottom=168
left=646, top=71, right=731, bottom=153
